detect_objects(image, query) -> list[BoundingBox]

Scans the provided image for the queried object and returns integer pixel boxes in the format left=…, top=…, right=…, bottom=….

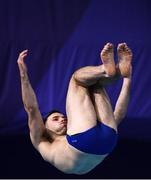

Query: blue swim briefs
left=66, top=121, right=118, bottom=155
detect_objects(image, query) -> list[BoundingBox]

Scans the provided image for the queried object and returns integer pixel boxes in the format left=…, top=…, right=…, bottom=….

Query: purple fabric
left=0, top=0, right=151, bottom=141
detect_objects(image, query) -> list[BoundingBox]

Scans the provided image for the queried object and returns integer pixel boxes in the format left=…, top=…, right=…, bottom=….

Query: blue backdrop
left=1, top=0, right=151, bottom=139
left=0, top=0, right=151, bottom=178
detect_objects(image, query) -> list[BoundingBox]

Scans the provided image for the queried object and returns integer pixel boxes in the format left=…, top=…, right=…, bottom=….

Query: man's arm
left=114, top=70, right=132, bottom=125
left=17, top=50, right=53, bottom=161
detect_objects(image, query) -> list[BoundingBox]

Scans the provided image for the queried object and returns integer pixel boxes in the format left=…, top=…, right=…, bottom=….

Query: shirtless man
left=17, top=42, right=132, bottom=175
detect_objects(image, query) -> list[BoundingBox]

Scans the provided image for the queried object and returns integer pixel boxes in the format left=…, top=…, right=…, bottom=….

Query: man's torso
left=50, top=136, right=108, bottom=174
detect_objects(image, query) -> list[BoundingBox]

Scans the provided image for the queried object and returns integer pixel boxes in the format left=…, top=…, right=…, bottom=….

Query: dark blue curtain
left=1, top=0, right=151, bottom=139
left=0, top=0, right=151, bottom=178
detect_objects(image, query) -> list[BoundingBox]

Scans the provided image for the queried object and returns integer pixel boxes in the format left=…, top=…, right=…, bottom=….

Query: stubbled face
left=45, top=112, right=67, bottom=135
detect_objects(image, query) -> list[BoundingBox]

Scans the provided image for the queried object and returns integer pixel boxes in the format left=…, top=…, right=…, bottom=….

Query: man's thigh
left=66, top=77, right=97, bottom=135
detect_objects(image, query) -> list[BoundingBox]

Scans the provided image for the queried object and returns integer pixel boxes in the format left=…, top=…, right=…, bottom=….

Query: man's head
left=44, top=110, right=67, bottom=135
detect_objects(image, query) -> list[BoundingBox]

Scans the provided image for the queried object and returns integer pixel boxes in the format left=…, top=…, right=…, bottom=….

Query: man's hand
left=17, top=50, right=28, bottom=78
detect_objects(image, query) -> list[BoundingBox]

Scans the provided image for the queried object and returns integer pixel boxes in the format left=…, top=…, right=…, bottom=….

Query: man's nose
left=60, top=117, right=65, bottom=122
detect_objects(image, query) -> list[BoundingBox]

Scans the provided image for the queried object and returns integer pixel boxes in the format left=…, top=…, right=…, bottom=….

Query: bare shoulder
left=38, top=136, right=69, bottom=164
left=37, top=139, right=55, bottom=163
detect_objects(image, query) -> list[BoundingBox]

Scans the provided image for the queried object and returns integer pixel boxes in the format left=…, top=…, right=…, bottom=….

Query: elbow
left=23, top=100, right=38, bottom=113
left=28, top=107, right=36, bottom=113
left=25, top=106, right=37, bottom=114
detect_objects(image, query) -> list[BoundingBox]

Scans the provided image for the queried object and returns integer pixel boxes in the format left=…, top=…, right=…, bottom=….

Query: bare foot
left=100, top=43, right=116, bottom=77
left=117, top=43, right=132, bottom=77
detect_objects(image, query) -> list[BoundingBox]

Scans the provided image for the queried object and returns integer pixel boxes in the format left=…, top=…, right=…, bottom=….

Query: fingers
left=17, top=50, right=28, bottom=73
left=19, top=49, right=28, bottom=59
left=17, top=49, right=28, bottom=63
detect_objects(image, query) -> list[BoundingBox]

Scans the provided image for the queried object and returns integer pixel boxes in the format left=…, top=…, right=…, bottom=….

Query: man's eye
left=53, top=118, right=58, bottom=121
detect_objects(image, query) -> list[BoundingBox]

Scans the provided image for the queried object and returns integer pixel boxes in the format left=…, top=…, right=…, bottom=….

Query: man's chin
left=62, top=127, right=67, bottom=134
left=61, top=127, right=67, bottom=135
left=56, top=127, right=67, bottom=135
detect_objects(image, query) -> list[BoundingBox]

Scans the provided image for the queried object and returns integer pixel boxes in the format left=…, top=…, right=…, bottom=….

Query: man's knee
left=71, top=71, right=89, bottom=87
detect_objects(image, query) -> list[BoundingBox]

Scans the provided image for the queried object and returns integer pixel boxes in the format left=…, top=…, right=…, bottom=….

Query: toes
left=117, top=43, right=132, bottom=54
left=117, top=43, right=133, bottom=60
left=127, top=48, right=133, bottom=56
left=102, top=42, right=113, bottom=52
left=124, top=45, right=132, bottom=55
left=117, top=43, right=125, bottom=50
left=105, top=42, right=113, bottom=48
left=100, top=43, right=114, bottom=58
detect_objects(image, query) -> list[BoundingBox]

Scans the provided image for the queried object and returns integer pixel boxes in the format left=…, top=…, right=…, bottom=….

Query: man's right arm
left=17, top=50, right=54, bottom=162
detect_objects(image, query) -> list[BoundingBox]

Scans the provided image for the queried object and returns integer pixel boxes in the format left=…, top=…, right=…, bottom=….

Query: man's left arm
left=114, top=71, right=132, bottom=125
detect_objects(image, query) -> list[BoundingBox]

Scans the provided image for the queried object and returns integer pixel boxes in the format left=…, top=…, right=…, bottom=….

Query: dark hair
left=43, top=110, right=62, bottom=122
